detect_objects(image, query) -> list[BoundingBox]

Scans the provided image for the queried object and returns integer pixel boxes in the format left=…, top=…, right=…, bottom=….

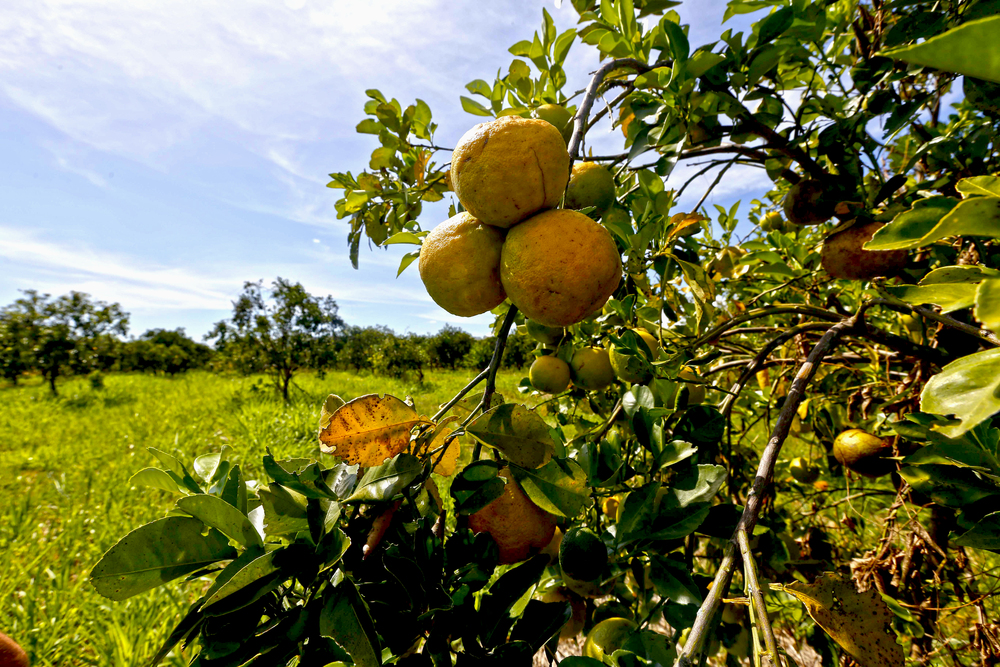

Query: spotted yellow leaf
left=319, top=394, right=431, bottom=467
left=782, top=573, right=903, bottom=667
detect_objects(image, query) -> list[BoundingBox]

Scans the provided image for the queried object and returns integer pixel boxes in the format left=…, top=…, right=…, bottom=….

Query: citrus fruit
left=559, top=526, right=608, bottom=583
left=451, top=115, right=570, bottom=229
left=468, top=467, right=557, bottom=564
left=609, top=329, right=659, bottom=384
left=821, top=221, right=908, bottom=280
left=783, top=178, right=836, bottom=225
left=500, top=209, right=621, bottom=327
left=570, top=347, right=615, bottom=391
left=529, top=355, right=571, bottom=394
left=789, top=457, right=820, bottom=484
left=418, top=212, right=506, bottom=317
left=593, top=600, right=634, bottom=625
left=565, top=161, right=617, bottom=217
left=601, top=494, right=623, bottom=518
left=833, top=428, right=895, bottom=477
left=584, top=618, right=637, bottom=660
left=678, top=366, right=705, bottom=404
left=525, top=319, right=564, bottom=345
left=533, top=103, right=574, bottom=144
left=0, top=632, right=28, bottom=667
left=760, top=211, right=784, bottom=232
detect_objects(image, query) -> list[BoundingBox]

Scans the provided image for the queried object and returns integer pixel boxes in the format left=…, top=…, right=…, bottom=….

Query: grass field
left=0, top=369, right=527, bottom=666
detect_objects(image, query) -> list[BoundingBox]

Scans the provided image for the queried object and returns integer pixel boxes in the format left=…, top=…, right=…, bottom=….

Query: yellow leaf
left=782, top=573, right=903, bottom=667
left=319, top=394, right=431, bottom=467
left=413, top=416, right=462, bottom=477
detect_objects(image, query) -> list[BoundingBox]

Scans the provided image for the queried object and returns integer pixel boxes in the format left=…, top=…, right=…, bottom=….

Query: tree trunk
left=48, top=372, right=58, bottom=396
left=281, top=372, right=292, bottom=403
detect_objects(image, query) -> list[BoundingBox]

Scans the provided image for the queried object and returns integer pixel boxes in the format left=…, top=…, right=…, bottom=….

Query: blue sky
left=0, top=0, right=763, bottom=339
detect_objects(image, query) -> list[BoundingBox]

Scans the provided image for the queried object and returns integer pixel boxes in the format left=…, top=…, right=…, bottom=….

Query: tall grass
left=0, top=369, right=526, bottom=666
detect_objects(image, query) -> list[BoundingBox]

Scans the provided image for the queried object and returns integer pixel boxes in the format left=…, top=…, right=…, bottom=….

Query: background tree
left=3, top=290, right=129, bottom=395
left=0, top=307, right=32, bottom=386
left=207, top=278, right=344, bottom=401
left=120, top=328, right=215, bottom=376
left=426, top=325, right=475, bottom=370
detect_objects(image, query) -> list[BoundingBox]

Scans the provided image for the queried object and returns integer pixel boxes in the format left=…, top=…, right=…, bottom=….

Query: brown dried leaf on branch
left=782, top=573, right=903, bottom=667
left=319, top=394, right=432, bottom=467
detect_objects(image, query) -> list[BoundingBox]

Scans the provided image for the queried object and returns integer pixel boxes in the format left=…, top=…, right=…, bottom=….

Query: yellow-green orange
left=609, top=329, right=660, bottom=383
left=565, top=161, right=617, bottom=217
left=584, top=618, right=637, bottom=660
left=833, top=428, right=895, bottom=477
left=529, top=355, right=571, bottom=394
left=468, top=467, right=557, bottom=564
left=559, top=526, right=607, bottom=583
left=501, top=209, right=621, bottom=327
left=451, top=116, right=570, bottom=228
left=418, top=212, right=506, bottom=317
left=570, top=347, right=615, bottom=391
left=678, top=366, right=705, bottom=404
left=533, top=103, right=574, bottom=144
left=789, top=457, right=819, bottom=484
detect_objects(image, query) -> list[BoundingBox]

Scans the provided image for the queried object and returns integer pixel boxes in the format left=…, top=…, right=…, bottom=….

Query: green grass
left=0, top=369, right=527, bottom=666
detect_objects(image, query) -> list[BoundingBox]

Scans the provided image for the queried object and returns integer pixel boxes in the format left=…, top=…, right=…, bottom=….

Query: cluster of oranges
left=418, top=115, right=622, bottom=327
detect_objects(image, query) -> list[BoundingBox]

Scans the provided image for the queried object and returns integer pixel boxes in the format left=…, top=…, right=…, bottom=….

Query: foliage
left=206, top=278, right=345, bottom=401
left=119, top=328, right=215, bottom=376
left=0, top=290, right=128, bottom=395
left=94, top=1, right=1000, bottom=667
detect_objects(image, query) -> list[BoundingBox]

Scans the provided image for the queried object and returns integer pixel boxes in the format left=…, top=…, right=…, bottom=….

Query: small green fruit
left=833, top=428, right=895, bottom=477
left=789, top=457, right=820, bottom=484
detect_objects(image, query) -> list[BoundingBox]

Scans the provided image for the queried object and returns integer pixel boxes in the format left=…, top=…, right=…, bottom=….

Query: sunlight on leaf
left=319, top=394, right=431, bottom=467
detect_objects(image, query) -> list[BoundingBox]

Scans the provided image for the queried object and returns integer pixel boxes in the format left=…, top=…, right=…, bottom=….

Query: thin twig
left=676, top=315, right=859, bottom=667
left=470, top=305, right=519, bottom=460
left=737, top=528, right=780, bottom=667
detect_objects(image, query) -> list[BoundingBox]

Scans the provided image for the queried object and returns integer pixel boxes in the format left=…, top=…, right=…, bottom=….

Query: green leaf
left=757, top=6, right=794, bottom=44
left=344, top=453, right=422, bottom=503
left=356, top=119, right=382, bottom=135
left=320, top=579, right=382, bottom=667
left=509, top=458, right=589, bottom=518
left=920, top=266, right=1000, bottom=285
left=383, top=231, right=423, bottom=246
left=467, top=403, right=556, bottom=469
left=91, top=517, right=237, bottom=601
left=673, top=406, right=725, bottom=448
left=899, top=464, right=1000, bottom=507
left=748, top=44, right=783, bottom=84
left=451, top=460, right=506, bottom=515
left=397, top=250, right=420, bottom=278
left=884, top=283, right=978, bottom=313
left=369, top=146, right=395, bottom=170
left=649, top=554, right=702, bottom=605
left=864, top=197, right=958, bottom=250
left=661, top=18, right=689, bottom=61
left=479, top=556, right=549, bottom=648
left=921, top=348, right=1000, bottom=437
left=258, top=483, right=310, bottom=537
left=957, top=175, right=1000, bottom=198
left=976, top=278, right=1000, bottom=333
left=202, top=550, right=281, bottom=611
left=644, top=503, right=711, bottom=541
left=655, top=440, right=698, bottom=469
left=461, top=96, right=493, bottom=117
left=663, top=464, right=727, bottom=508
left=176, top=494, right=263, bottom=549
left=129, top=468, right=190, bottom=494
left=553, top=28, right=577, bottom=65
left=879, top=16, right=1000, bottom=84
left=953, top=512, right=1000, bottom=551
left=686, top=51, right=726, bottom=78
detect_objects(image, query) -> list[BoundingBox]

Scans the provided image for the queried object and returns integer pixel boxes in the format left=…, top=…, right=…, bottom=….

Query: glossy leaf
left=318, top=394, right=430, bottom=467
left=320, top=579, right=382, bottom=667
left=663, top=464, right=727, bottom=509
left=868, top=197, right=1000, bottom=251
left=879, top=16, right=1000, bottom=84
left=649, top=554, right=702, bottom=605
left=957, top=175, right=1000, bottom=198
left=509, top=458, right=588, bottom=518
left=91, top=517, right=237, bottom=601
left=202, top=550, right=281, bottom=610
left=176, top=494, right=263, bottom=549
left=921, top=348, right=1000, bottom=437
left=344, top=453, right=422, bottom=503
left=451, top=460, right=505, bottom=515
left=783, top=573, right=903, bottom=667
left=129, top=468, right=190, bottom=494
left=258, top=483, right=310, bottom=537
left=952, top=512, right=1000, bottom=551
left=976, top=278, right=1000, bottom=333
left=898, top=464, right=1000, bottom=507
left=884, top=283, right=978, bottom=313
left=467, top=403, right=555, bottom=469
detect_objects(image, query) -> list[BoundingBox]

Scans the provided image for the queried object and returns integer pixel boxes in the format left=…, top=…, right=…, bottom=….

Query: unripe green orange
left=583, top=618, right=637, bottom=660
left=529, top=355, right=571, bottom=394
left=565, top=162, right=617, bottom=218
left=833, top=429, right=895, bottom=477
left=571, top=347, right=616, bottom=391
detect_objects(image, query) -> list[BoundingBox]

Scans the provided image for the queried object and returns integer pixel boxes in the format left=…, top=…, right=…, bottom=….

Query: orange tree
left=92, top=2, right=1000, bottom=666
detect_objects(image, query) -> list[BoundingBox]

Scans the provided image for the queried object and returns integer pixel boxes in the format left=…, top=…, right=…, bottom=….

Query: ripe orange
left=451, top=116, right=570, bottom=229
left=570, top=347, right=615, bottom=391
left=418, top=212, right=506, bottom=317
left=0, top=632, right=28, bottom=667
left=500, top=209, right=621, bottom=327
left=468, top=467, right=557, bottom=564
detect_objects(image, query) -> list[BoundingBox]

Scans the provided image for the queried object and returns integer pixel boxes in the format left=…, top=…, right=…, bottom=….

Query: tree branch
left=676, top=315, right=859, bottom=666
